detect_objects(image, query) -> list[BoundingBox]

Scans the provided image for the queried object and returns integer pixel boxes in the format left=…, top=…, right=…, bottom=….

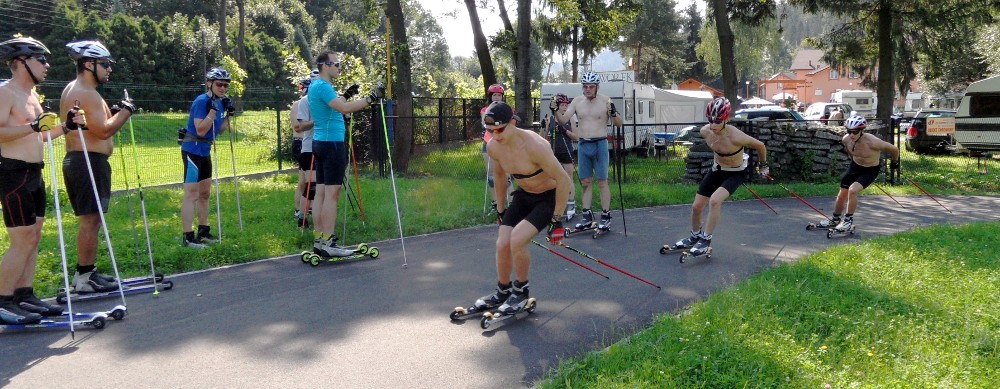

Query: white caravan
left=831, top=90, right=875, bottom=118
left=954, top=75, right=1000, bottom=152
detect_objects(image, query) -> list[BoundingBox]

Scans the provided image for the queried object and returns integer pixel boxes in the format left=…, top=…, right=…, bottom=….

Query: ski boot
left=183, top=231, right=207, bottom=249
left=827, top=217, right=856, bottom=238
left=197, top=225, right=219, bottom=244
left=567, top=209, right=595, bottom=236
left=301, top=235, right=369, bottom=266
left=73, top=270, right=120, bottom=294
left=0, top=296, right=42, bottom=325
left=481, top=280, right=537, bottom=330
left=451, top=282, right=512, bottom=320
left=592, top=211, right=612, bottom=238
left=680, top=235, right=713, bottom=263
left=565, top=200, right=576, bottom=222
left=660, top=231, right=701, bottom=254
left=13, top=287, right=62, bottom=317
left=1, top=302, right=112, bottom=331
left=807, top=216, right=840, bottom=231
left=58, top=273, right=172, bottom=304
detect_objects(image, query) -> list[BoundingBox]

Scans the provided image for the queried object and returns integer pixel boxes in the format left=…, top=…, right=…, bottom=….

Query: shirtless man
left=0, top=36, right=80, bottom=323
left=814, top=116, right=900, bottom=232
left=668, top=97, right=769, bottom=256
left=463, top=102, right=572, bottom=315
left=60, top=40, right=136, bottom=293
left=291, top=71, right=317, bottom=227
left=553, top=71, right=623, bottom=231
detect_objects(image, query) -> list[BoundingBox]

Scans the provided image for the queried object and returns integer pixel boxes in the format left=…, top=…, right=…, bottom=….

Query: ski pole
left=377, top=90, right=410, bottom=268
left=765, top=174, right=827, bottom=219
left=347, top=114, right=366, bottom=222
left=115, top=132, right=141, bottom=265
left=908, top=178, right=952, bottom=213
left=46, top=114, right=76, bottom=337
left=72, top=101, right=126, bottom=305
left=211, top=116, right=223, bottom=243
left=124, top=89, right=160, bottom=294
left=484, top=152, right=491, bottom=215
left=550, top=239, right=661, bottom=289
left=529, top=240, right=609, bottom=280
left=742, top=182, right=778, bottom=215
left=872, top=183, right=905, bottom=209
left=226, top=107, right=244, bottom=230
left=615, top=125, right=627, bottom=236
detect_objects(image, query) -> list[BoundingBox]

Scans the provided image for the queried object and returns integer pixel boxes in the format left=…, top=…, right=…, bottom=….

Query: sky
left=422, top=0, right=702, bottom=58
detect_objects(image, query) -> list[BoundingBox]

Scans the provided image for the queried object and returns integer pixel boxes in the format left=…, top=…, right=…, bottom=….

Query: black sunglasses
left=94, top=61, right=112, bottom=69
left=847, top=130, right=862, bottom=134
left=26, top=55, right=48, bottom=65
left=318, top=61, right=341, bottom=68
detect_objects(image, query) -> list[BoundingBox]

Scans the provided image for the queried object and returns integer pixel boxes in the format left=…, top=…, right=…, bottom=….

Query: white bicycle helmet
left=310, top=68, right=320, bottom=79
left=581, top=71, right=600, bottom=84
left=845, top=115, right=867, bottom=131
left=0, top=36, right=49, bottom=61
left=206, top=67, right=231, bottom=81
left=66, top=40, right=113, bottom=61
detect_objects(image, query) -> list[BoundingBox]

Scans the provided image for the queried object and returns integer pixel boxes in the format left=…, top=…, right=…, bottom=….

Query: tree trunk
left=514, top=0, right=532, bottom=123
left=465, top=0, right=497, bottom=93
left=876, top=0, right=894, bottom=120
left=385, top=0, right=414, bottom=172
left=712, top=0, right=737, bottom=102
left=236, top=0, right=246, bottom=65
left=218, top=0, right=229, bottom=56
left=497, top=0, right=514, bottom=32
left=571, top=24, right=579, bottom=81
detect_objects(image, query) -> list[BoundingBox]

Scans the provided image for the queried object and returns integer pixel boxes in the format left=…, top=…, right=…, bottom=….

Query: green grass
left=539, top=221, right=1000, bottom=388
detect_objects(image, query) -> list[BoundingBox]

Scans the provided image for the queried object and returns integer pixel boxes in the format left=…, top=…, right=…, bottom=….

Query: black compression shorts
left=501, top=188, right=556, bottom=231
left=63, top=151, right=111, bottom=216
left=0, top=157, right=46, bottom=227
left=697, top=168, right=746, bottom=197
left=840, top=161, right=881, bottom=189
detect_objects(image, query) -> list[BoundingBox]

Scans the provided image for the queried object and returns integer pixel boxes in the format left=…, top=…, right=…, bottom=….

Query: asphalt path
left=3, top=195, right=998, bottom=388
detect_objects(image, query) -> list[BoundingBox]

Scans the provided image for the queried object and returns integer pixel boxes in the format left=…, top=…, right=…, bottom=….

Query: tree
left=706, top=0, right=776, bottom=103
left=513, top=0, right=531, bottom=120
left=615, top=0, right=686, bottom=87
left=384, top=0, right=414, bottom=171
left=680, top=3, right=707, bottom=81
left=464, top=0, right=498, bottom=95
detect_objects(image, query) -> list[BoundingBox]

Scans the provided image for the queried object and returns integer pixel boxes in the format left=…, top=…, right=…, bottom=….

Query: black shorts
left=182, top=150, right=213, bottom=183
left=312, top=140, right=347, bottom=185
left=298, top=151, right=314, bottom=171
left=840, top=161, right=881, bottom=189
left=501, top=188, right=556, bottom=231
left=554, top=151, right=575, bottom=164
left=697, top=168, right=746, bottom=197
left=292, top=137, right=303, bottom=161
left=0, top=157, right=46, bottom=227
left=63, top=151, right=111, bottom=216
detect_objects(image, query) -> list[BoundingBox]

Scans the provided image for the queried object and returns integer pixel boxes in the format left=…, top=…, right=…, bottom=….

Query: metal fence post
left=275, top=87, right=282, bottom=171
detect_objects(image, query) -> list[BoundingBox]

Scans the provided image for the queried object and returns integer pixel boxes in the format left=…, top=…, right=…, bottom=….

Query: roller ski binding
left=660, top=232, right=701, bottom=255
left=591, top=212, right=612, bottom=239
left=451, top=282, right=511, bottom=321
left=300, top=240, right=379, bottom=267
left=826, top=218, right=856, bottom=239
left=480, top=281, right=536, bottom=330
left=679, top=237, right=712, bottom=263
left=807, top=216, right=840, bottom=231
left=565, top=209, right=596, bottom=237
left=58, top=273, right=173, bottom=304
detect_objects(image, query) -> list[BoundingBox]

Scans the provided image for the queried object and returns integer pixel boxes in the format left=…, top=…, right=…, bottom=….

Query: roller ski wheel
left=806, top=223, right=818, bottom=230
left=450, top=305, right=493, bottom=321
left=367, top=247, right=380, bottom=258
left=826, top=226, right=856, bottom=239
left=480, top=298, right=537, bottom=330
left=565, top=224, right=596, bottom=237
left=300, top=251, right=312, bottom=263
left=659, top=244, right=686, bottom=255
left=679, top=247, right=712, bottom=263
left=592, top=226, right=610, bottom=239
left=1, top=312, right=110, bottom=332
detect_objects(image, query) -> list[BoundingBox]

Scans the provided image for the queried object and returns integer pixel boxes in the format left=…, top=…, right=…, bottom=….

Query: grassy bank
left=540, top=221, right=1000, bottom=388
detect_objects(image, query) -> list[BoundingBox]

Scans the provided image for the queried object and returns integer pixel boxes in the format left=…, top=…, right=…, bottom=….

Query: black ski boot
left=197, top=225, right=219, bottom=244
left=498, top=280, right=530, bottom=314
left=574, top=209, right=594, bottom=230
left=0, top=295, right=42, bottom=324
left=14, top=287, right=63, bottom=317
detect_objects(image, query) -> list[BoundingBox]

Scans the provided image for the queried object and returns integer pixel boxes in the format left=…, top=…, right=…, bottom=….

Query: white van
left=954, top=75, right=1000, bottom=152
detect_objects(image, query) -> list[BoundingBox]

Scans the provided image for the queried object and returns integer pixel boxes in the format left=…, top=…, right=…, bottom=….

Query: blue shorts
left=313, top=140, right=348, bottom=185
left=577, top=138, right=609, bottom=181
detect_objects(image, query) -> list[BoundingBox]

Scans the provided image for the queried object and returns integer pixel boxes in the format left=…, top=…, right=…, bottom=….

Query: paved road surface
left=3, top=195, right=997, bottom=388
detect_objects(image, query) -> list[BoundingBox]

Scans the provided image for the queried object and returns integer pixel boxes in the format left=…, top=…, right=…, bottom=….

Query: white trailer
left=832, top=89, right=875, bottom=118
left=954, top=75, right=1000, bottom=152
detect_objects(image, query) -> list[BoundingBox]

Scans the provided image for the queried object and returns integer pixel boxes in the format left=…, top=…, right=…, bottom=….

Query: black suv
left=903, top=109, right=957, bottom=154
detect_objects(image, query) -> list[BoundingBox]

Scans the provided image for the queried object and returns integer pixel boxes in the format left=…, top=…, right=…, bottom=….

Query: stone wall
left=682, top=122, right=851, bottom=183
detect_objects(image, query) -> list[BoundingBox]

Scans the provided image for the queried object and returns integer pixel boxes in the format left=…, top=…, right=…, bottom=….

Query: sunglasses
left=318, top=61, right=341, bottom=68
left=708, top=118, right=725, bottom=125
left=482, top=116, right=508, bottom=134
left=95, top=61, right=112, bottom=69
left=847, top=130, right=862, bottom=134
left=27, top=55, right=48, bottom=65
left=214, top=82, right=230, bottom=88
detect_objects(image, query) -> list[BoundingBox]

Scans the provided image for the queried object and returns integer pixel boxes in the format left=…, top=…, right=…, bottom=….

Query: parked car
left=732, top=107, right=807, bottom=130
left=903, top=109, right=958, bottom=154
left=803, top=102, right=855, bottom=124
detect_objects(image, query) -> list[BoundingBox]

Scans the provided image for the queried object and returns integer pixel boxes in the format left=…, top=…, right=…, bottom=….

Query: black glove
left=177, top=128, right=187, bottom=145
left=31, top=112, right=58, bottom=132
left=221, top=97, right=235, bottom=116
left=547, top=218, right=565, bottom=244
left=119, top=98, right=136, bottom=114
left=205, top=97, right=217, bottom=114
left=366, top=85, right=386, bottom=105
left=63, top=106, right=81, bottom=131
left=609, top=102, right=618, bottom=117
left=549, top=99, right=558, bottom=111
left=342, top=84, right=360, bottom=100
left=890, top=159, right=900, bottom=170
left=496, top=209, right=505, bottom=226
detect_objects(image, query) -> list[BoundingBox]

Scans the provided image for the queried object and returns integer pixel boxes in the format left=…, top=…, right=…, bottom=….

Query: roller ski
left=450, top=282, right=511, bottom=321
left=826, top=218, right=856, bottom=239
left=564, top=209, right=596, bottom=237
left=300, top=237, right=379, bottom=267
left=57, top=273, right=172, bottom=304
left=479, top=281, right=536, bottom=330
left=591, top=212, right=612, bottom=239
left=659, top=231, right=701, bottom=254
left=679, top=236, right=713, bottom=263
left=564, top=201, right=576, bottom=222
left=1, top=297, right=124, bottom=332
left=806, top=216, right=840, bottom=231
left=1, top=311, right=111, bottom=332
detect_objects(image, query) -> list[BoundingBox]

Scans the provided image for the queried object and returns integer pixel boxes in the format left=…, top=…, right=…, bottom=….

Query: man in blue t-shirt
left=180, top=67, right=234, bottom=248
left=307, top=50, right=383, bottom=257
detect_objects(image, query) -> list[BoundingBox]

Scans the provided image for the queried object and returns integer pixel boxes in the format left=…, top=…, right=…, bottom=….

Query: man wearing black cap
left=459, top=101, right=572, bottom=316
